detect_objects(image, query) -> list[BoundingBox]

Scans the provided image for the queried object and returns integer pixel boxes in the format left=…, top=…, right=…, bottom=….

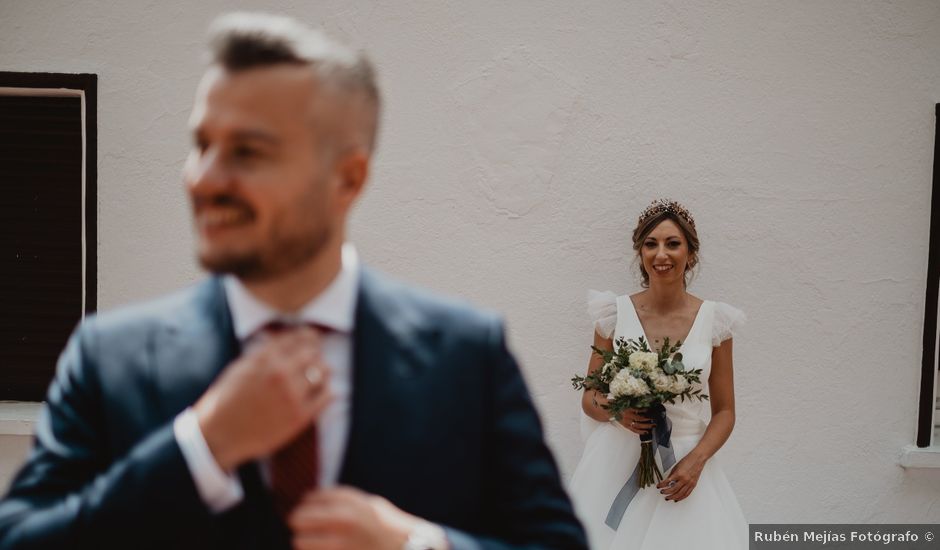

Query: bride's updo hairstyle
left=631, top=198, right=700, bottom=288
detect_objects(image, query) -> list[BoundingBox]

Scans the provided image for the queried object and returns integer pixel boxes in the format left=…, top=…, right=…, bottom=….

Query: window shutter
left=0, top=95, right=84, bottom=401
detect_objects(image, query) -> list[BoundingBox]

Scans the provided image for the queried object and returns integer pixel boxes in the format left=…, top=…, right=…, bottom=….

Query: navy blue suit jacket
left=0, top=268, right=586, bottom=549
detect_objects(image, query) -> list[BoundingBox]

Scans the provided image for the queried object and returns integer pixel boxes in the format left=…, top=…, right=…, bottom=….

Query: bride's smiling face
left=639, top=219, right=690, bottom=285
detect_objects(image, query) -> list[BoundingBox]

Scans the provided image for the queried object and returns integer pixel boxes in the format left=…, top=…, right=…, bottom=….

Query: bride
left=569, top=199, right=747, bottom=549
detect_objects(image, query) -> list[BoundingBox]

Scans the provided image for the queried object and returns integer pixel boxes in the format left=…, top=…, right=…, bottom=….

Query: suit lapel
left=150, top=278, right=289, bottom=547
left=339, top=269, right=438, bottom=487
left=151, top=278, right=240, bottom=419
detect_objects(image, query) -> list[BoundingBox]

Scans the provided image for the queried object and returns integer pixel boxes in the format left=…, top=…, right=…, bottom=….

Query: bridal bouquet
left=571, top=336, right=708, bottom=488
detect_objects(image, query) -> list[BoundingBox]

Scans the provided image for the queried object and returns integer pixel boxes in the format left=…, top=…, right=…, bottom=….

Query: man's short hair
left=207, top=12, right=380, bottom=151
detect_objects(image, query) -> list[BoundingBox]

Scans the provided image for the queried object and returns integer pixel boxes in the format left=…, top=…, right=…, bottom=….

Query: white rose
left=608, top=371, right=630, bottom=398
left=626, top=376, right=652, bottom=396
left=610, top=369, right=651, bottom=398
left=669, top=374, right=690, bottom=394
left=628, top=351, right=659, bottom=373
left=650, top=372, right=672, bottom=392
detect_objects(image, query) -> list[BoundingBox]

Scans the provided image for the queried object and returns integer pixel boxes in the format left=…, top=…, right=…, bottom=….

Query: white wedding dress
left=569, top=291, right=748, bottom=550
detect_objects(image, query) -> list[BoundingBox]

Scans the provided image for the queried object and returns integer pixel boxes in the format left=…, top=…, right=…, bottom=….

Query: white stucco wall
left=2, top=0, right=939, bottom=523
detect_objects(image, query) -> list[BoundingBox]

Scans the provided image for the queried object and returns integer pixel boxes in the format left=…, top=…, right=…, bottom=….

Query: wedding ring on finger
left=304, top=367, right=323, bottom=387
left=667, top=480, right=677, bottom=488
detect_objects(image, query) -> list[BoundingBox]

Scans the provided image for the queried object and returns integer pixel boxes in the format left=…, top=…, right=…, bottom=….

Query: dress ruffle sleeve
left=712, top=302, right=746, bottom=347
left=587, top=290, right=618, bottom=339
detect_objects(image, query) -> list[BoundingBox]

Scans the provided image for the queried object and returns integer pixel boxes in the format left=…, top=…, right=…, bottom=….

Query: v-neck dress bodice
left=616, top=295, right=713, bottom=438
left=569, top=290, right=748, bottom=550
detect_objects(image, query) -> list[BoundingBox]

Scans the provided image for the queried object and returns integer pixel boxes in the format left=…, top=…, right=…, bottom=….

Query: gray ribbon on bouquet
left=604, top=405, right=676, bottom=530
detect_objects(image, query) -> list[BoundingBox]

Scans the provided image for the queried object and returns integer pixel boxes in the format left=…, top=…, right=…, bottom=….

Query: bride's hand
left=616, top=408, right=654, bottom=435
left=657, top=454, right=705, bottom=502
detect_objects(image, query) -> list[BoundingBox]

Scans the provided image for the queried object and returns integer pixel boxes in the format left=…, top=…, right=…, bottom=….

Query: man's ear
left=335, top=149, right=369, bottom=209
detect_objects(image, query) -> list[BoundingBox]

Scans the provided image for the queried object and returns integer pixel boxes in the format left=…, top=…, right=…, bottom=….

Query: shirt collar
left=223, top=243, right=360, bottom=341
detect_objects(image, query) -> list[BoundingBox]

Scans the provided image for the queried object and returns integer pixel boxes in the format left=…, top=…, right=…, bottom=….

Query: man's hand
left=193, top=327, right=332, bottom=471
left=288, top=487, right=440, bottom=550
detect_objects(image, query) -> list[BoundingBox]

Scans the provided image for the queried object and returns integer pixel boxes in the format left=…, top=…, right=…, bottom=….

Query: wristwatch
left=402, top=521, right=449, bottom=550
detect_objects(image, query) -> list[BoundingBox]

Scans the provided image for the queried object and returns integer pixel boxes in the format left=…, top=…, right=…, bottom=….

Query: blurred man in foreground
left=0, top=12, right=586, bottom=550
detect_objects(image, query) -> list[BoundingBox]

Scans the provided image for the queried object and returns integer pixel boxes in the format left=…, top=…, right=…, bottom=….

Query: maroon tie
left=258, top=320, right=331, bottom=519
left=271, top=423, right=319, bottom=519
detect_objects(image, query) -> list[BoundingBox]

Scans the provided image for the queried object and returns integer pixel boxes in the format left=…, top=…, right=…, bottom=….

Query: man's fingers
left=299, top=486, right=366, bottom=506
left=266, top=340, right=329, bottom=396
left=274, top=334, right=322, bottom=366
left=284, top=328, right=323, bottom=360
left=292, top=532, right=342, bottom=550
left=289, top=490, right=362, bottom=535
left=305, top=388, right=334, bottom=419
left=260, top=326, right=322, bottom=359
left=289, top=502, right=334, bottom=530
left=302, top=364, right=330, bottom=395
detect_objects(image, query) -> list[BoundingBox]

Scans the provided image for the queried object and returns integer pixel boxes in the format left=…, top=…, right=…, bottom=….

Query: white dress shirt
left=173, top=244, right=360, bottom=513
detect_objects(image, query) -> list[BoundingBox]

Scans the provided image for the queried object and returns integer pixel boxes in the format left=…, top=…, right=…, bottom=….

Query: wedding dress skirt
left=570, top=416, right=747, bottom=549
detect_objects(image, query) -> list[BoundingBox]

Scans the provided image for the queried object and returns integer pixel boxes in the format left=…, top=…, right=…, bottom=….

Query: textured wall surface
left=1, top=0, right=939, bottom=522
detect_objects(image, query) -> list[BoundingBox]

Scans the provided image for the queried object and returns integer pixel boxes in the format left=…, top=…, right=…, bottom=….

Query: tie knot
left=257, top=320, right=335, bottom=339
left=242, top=320, right=334, bottom=353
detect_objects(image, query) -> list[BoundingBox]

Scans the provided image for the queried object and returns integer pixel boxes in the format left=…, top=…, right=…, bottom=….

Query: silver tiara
left=638, top=198, right=696, bottom=230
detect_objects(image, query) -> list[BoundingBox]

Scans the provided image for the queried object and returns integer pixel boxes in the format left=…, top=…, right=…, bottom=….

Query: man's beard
left=198, top=220, right=332, bottom=282
left=195, top=172, right=334, bottom=281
